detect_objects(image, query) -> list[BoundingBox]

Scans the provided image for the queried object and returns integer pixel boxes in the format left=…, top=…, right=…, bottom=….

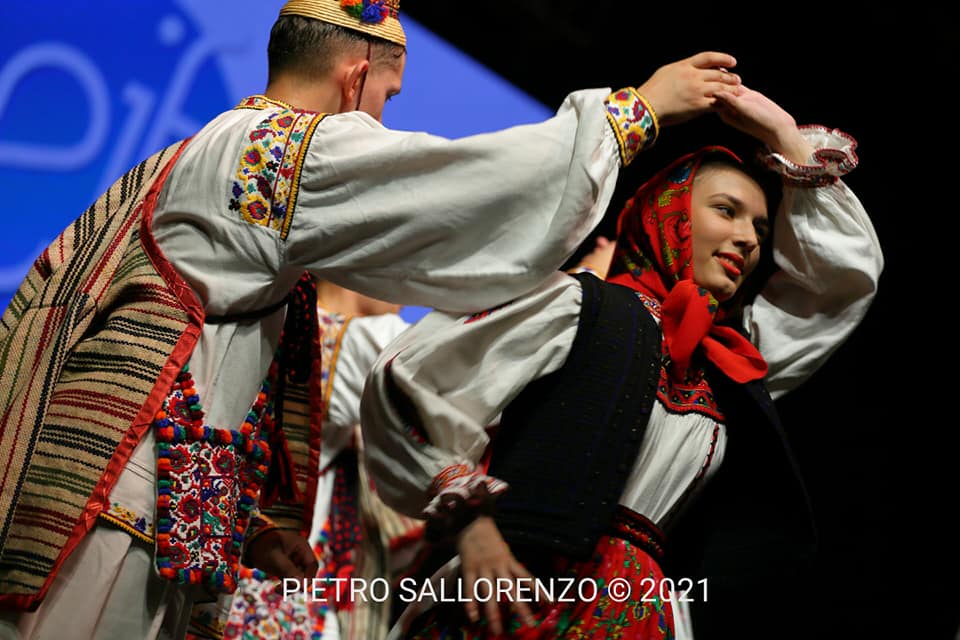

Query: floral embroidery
left=222, top=449, right=368, bottom=637
left=229, top=98, right=326, bottom=240
left=408, top=534, right=674, bottom=639
left=604, top=87, right=659, bottom=166
left=99, top=502, right=155, bottom=543
left=154, top=365, right=274, bottom=593
left=224, top=566, right=323, bottom=639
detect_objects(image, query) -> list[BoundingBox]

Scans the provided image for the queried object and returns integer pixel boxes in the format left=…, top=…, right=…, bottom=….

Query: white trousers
left=0, top=524, right=194, bottom=640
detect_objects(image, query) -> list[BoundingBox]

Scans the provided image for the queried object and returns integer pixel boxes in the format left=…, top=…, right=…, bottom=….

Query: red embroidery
left=154, top=365, right=273, bottom=593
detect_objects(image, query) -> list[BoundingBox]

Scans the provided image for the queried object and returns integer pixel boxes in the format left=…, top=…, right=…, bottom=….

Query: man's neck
left=262, top=76, right=343, bottom=114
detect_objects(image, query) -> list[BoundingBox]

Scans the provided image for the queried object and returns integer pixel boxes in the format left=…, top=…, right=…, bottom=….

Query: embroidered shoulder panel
left=230, top=96, right=327, bottom=240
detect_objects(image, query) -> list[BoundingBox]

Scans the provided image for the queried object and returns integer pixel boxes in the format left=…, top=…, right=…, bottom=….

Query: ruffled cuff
left=422, top=464, right=508, bottom=542
left=604, top=88, right=659, bottom=167
left=760, top=125, right=859, bottom=188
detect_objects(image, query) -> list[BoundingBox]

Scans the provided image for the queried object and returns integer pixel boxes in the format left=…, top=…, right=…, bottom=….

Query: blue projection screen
left=0, top=1, right=550, bottom=323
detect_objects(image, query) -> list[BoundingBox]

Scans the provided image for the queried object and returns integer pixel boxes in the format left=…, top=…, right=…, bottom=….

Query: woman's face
left=690, top=165, right=769, bottom=302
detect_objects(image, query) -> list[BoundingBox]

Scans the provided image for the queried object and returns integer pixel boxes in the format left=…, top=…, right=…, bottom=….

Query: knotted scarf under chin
left=606, top=146, right=768, bottom=385
left=660, top=280, right=767, bottom=383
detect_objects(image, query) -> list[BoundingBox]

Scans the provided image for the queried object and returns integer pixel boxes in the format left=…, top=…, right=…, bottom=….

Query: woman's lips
left=716, top=253, right=743, bottom=277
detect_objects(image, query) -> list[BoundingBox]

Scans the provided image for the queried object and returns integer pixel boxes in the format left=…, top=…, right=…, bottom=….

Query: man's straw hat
left=280, top=0, right=406, bottom=46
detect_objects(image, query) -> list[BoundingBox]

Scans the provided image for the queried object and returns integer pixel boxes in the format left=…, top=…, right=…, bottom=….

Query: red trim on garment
left=762, top=125, right=859, bottom=185
left=609, top=506, right=666, bottom=564
left=478, top=425, right=497, bottom=474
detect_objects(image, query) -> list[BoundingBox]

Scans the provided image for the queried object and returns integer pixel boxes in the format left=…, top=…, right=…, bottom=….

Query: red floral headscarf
left=606, top=146, right=768, bottom=384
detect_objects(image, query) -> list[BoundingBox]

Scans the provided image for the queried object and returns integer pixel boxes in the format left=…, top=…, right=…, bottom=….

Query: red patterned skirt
left=405, top=508, right=674, bottom=639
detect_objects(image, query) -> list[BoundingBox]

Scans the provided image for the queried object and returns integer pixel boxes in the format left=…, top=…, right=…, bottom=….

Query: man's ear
left=339, top=58, right=369, bottom=112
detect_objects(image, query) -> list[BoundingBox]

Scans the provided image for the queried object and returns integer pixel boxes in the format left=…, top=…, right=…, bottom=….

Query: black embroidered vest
left=487, top=273, right=662, bottom=559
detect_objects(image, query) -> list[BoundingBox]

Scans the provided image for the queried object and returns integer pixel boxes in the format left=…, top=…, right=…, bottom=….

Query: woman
left=359, top=86, right=882, bottom=639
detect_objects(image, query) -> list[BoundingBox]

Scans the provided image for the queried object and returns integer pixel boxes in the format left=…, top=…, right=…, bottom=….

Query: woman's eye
left=715, top=205, right=734, bottom=216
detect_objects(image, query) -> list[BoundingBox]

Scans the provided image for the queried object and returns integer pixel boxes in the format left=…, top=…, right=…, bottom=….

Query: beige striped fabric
left=344, top=454, right=424, bottom=640
left=0, top=141, right=192, bottom=607
left=261, top=374, right=315, bottom=535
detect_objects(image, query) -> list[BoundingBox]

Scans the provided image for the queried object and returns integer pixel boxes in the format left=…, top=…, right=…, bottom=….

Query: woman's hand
left=457, top=515, right=538, bottom=635
left=713, top=86, right=814, bottom=164
left=637, top=51, right=743, bottom=127
left=571, top=236, right=616, bottom=279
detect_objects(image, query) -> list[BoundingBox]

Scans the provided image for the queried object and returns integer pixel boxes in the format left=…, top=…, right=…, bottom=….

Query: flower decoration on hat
left=341, top=0, right=389, bottom=25
left=280, top=0, right=406, bottom=47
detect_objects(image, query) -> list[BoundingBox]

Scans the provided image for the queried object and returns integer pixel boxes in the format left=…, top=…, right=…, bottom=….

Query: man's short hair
left=268, top=15, right=404, bottom=82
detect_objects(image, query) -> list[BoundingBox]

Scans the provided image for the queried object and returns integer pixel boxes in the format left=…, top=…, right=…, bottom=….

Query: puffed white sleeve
left=283, top=88, right=655, bottom=313
left=320, top=313, right=411, bottom=472
left=359, top=273, right=582, bottom=521
left=744, top=126, right=883, bottom=399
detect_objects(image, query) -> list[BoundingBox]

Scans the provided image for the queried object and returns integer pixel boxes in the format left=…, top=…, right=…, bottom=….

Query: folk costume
left=360, top=128, right=883, bottom=639
left=0, top=0, right=662, bottom=636
left=210, top=308, right=422, bottom=640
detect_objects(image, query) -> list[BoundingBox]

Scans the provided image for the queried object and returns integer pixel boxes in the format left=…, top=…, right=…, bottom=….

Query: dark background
left=405, top=3, right=956, bottom=638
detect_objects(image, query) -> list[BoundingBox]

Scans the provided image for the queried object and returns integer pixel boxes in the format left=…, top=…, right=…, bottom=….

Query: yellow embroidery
left=604, top=88, right=659, bottom=166
left=98, top=503, right=155, bottom=543
left=229, top=97, right=327, bottom=240
left=657, top=186, right=689, bottom=207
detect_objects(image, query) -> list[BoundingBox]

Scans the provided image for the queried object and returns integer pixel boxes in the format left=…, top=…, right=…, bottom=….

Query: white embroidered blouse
left=359, top=127, right=884, bottom=529
left=103, top=87, right=650, bottom=539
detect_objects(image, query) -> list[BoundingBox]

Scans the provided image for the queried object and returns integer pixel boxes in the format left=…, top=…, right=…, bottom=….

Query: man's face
left=357, top=51, right=405, bottom=122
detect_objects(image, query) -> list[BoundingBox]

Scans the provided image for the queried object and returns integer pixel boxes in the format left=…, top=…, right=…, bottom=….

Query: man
left=0, top=0, right=743, bottom=636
